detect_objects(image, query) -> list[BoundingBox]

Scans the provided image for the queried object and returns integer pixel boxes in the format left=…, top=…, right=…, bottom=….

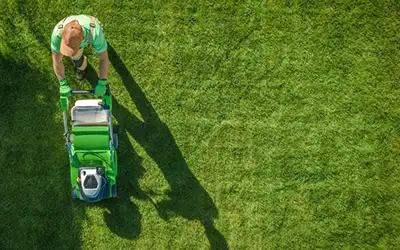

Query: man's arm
left=98, top=50, right=109, bottom=79
left=52, top=51, right=65, bottom=80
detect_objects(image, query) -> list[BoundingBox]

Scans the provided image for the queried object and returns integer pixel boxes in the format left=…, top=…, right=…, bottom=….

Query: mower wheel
left=71, top=186, right=77, bottom=199
left=112, top=185, right=117, bottom=197
left=113, top=133, right=118, bottom=149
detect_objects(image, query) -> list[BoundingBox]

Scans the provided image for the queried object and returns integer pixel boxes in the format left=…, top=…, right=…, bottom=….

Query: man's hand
left=95, top=79, right=107, bottom=97
left=60, top=79, right=72, bottom=97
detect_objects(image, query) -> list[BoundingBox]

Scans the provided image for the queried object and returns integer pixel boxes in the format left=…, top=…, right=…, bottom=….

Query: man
left=51, top=15, right=109, bottom=97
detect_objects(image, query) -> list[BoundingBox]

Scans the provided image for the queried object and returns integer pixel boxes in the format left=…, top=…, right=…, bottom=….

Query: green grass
left=1, top=0, right=400, bottom=249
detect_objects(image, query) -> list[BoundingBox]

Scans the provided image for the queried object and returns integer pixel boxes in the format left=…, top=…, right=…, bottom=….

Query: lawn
left=1, top=0, right=400, bottom=249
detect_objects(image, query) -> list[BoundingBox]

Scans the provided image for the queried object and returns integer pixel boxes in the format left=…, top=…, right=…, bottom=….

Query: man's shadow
left=85, top=44, right=228, bottom=249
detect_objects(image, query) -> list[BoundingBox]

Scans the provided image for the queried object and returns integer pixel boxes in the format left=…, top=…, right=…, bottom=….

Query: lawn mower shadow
left=82, top=129, right=144, bottom=239
left=104, top=44, right=228, bottom=250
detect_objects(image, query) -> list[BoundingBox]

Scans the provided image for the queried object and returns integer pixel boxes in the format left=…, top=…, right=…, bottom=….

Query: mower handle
left=71, top=90, right=95, bottom=95
left=71, top=87, right=110, bottom=96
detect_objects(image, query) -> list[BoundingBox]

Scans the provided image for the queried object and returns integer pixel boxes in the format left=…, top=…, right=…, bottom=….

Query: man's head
left=60, top=20, right=84, bottom=56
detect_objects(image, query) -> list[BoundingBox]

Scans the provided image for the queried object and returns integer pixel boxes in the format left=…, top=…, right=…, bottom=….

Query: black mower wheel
left=113, top=133, right=118, bottom=149
left=71, top=186, right=77, bottom=199
left=112, top=184, right=117, bottom=197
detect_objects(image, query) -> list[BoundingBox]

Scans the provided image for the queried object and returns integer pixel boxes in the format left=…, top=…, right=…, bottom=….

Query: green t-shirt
left=51, top=15, right=107, bottom=53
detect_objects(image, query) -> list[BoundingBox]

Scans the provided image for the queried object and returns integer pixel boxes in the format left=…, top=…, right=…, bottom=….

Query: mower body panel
left=64, top=93, right=117, bottom=202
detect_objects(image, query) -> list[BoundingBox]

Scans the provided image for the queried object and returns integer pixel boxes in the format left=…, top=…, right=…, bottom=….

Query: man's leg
left=71, top=48, right=87, bottom=80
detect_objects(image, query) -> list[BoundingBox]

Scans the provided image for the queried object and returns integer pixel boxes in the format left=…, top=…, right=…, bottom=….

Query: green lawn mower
left=60, top=88, right=118, bottom=202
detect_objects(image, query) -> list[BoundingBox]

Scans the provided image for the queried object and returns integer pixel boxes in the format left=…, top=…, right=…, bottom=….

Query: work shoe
left=76, top=68, right=87, bottom=81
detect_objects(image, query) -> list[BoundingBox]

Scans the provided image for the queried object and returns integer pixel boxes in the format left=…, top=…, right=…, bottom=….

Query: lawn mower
left=60, top=88, right=118, bottom=202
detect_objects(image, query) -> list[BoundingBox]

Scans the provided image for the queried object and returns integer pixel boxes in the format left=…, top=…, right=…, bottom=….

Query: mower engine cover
left=79, top=167, right=107, bottom=201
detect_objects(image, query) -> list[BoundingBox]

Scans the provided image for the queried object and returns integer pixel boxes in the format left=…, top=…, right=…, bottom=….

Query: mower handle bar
left=71, top=90, right=95, bottom=95
left=71, top=89, right=94, bottom=95
left=71, top=87, right=110, bottom=95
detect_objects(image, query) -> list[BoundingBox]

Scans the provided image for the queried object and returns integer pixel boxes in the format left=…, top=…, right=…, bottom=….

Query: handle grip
left=71, top=90, right=95, bottom=95
left=71, top=86, right=110, bottom=96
